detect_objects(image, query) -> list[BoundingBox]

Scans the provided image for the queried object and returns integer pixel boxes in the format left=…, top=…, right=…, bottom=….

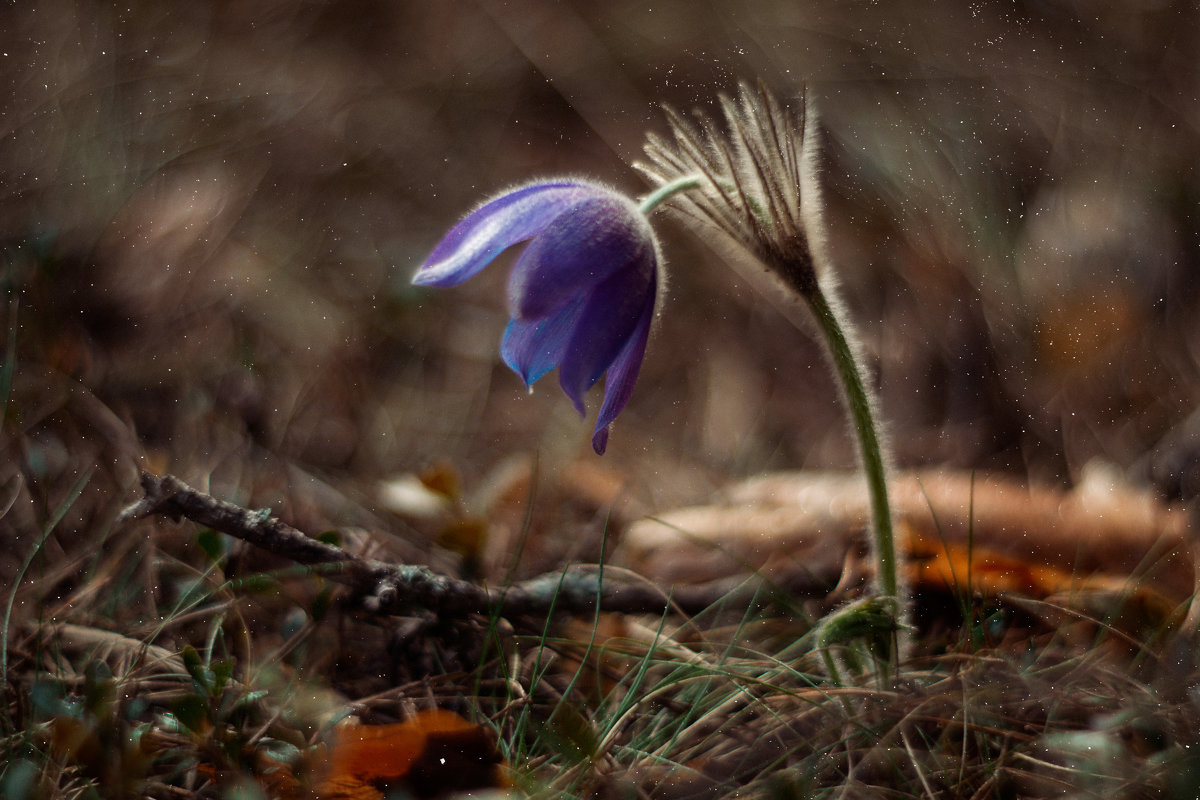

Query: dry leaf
left=621, top=464, right=1196, bottom=606
left=314, top=709, right=506, bottom=800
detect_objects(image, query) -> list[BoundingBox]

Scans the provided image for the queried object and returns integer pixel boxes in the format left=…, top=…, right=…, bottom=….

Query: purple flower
left=413, top=179, right=661, bottom=454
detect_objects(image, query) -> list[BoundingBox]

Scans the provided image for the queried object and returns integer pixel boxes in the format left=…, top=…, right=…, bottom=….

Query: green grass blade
left=1, top=467, right=93, bottom=733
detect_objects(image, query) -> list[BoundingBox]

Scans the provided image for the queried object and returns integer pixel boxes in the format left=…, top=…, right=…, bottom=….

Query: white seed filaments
left=637, top=81, right=823, bottom=298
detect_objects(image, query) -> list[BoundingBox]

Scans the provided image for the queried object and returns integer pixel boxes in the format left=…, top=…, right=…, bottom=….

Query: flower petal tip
left=591, top=426, right=610, bottom=455
left=410, top=267, right=439, bottom=287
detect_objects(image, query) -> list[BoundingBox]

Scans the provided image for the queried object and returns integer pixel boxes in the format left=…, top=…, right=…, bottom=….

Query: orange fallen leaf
left=622, top=466, right=1195, bottom=619
left=314, top=709, right=506, bottom=800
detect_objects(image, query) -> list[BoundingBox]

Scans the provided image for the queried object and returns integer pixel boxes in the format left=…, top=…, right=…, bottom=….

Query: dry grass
left=6, top=483, right=1200, bottom=799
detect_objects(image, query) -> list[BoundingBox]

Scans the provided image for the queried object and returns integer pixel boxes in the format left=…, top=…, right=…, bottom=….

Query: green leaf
left=0, top=758, right=39, bottom=800
left=82, top=660, right=116, bottom=719
left=30, top=679, right=71, bottom=719
left=197, top=529, right=227, bottom=564
left=181, top=646, right=212, bottom=694
left=540, top=702, right=599, bottom=765
left=171, top=693, right=210, bottom=734
left=311, top=585, right=334, bottom=623
left=210, top=660, right=235, bottom=698
left=239, top=574, right=277, bottom=594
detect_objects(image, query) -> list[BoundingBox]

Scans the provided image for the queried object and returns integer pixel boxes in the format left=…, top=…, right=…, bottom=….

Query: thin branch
left=120, top=473, right=839, bottom=621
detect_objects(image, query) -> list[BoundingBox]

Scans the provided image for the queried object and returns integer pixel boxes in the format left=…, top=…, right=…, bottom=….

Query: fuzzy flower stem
left=638, top=175, right=705, bottom=215
left=638, top=166, right=901, bottom=621
left=803, top=286, right=898, bottom=606
left=637, top=81, right=905, bottom=674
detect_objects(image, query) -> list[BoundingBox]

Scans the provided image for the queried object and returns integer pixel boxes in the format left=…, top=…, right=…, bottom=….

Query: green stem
left=803, top=288, right=898, bottom=605
left=639, top=175, right=704, bottom=215
left=647, top=171, right=903, bottom=670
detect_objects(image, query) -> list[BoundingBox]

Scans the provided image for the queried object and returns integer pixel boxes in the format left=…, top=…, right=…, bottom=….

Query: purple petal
left=508, top=195, right=655, bottom=320
left=412, top=181, right=595, bottom=287
left=590, top=288, right=656, bottom=454
left=499, top=296, right=585, bottom=386
left=558, top=256, right=657, bottom=415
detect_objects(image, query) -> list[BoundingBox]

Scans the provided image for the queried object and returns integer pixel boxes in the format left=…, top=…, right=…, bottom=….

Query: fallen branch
left=120, top=473, right=839, bottom=620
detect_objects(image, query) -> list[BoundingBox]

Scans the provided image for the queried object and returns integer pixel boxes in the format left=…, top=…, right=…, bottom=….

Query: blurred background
left=3, top=0, right=1199, bottom=581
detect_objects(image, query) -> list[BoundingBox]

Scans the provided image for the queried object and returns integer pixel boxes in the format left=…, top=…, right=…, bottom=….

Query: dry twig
left=120, top=473, right=839, bottom=621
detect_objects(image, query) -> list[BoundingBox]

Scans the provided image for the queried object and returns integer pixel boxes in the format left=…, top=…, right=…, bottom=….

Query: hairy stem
left=645, top=168, right=904, bottom=658
left=803, top=287, right=899, bottom=607
left=639, top=174, right=704, bottom=215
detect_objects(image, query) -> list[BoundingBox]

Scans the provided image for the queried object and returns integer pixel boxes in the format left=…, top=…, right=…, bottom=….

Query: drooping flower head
left=413, top=180, right=661, bottom=454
